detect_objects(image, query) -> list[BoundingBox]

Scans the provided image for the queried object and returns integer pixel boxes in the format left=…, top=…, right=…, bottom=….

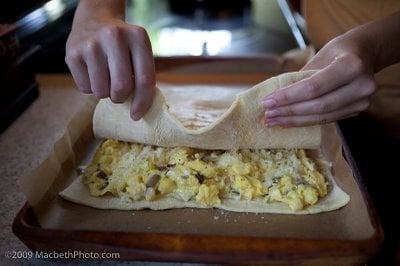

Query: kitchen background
left=1, top=0, right=305, bottom=131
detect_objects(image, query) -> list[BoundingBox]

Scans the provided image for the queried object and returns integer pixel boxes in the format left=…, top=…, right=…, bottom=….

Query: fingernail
left=266, top=109, right=280, bottom=118
left=131, top=111, right=142, bottom=121
left=262, top=98, right=277, bottom=109
left=265, top=119, right=280, bottom=127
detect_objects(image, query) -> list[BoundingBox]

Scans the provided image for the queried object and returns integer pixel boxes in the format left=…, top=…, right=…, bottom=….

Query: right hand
left=262, top=11, right=400, bottom=128
left=262, top=35, right=377, bottom=127
left=65, top=2, right=155, bottom=121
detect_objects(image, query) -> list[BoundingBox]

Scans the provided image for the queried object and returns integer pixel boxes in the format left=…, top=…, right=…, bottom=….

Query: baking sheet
left=18, top=73, right=376, bottom=241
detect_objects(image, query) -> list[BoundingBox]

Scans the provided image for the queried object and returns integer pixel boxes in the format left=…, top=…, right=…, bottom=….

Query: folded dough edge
left=93, top=70, right=320, bottom=149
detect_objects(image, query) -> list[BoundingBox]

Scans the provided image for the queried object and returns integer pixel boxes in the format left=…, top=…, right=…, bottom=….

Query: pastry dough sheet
left=60, top=162, right=350, bottom=214
left=93, top=71, right=321, bottom=150
left=60, top=71, right=349, bottom=214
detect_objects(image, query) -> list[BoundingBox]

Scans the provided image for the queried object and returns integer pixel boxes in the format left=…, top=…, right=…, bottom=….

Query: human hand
left=65, top=0, right=155, bottom=121
left=262, top=34, right=377, bottom=127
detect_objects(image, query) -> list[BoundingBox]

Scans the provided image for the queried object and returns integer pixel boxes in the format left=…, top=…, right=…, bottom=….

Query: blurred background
left=0, top=0, right=305, bottom=131
left=0, top=0, right=305, bottom=72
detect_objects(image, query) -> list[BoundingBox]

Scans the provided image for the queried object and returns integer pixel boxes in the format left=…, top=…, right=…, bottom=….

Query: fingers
left=66, top=32, right=111, bottom=99
left=128, top=27, right=156, bottom=121
left=263, top=53, right=377, bottom=127
left=263, top=54, right=363, bottom=109
left=265, top=99, right=370, bottom=127
left=84, top=41, right=110, bottom=98
left=104, top=26, right=134, bottom=103
left=264, top=77, right=376, bottom=127
left=65, top=21, right=156, bottom=121
left=65, top=44, right=91, bottom=94
left=264, top=76, right=376, bottom=127
left=264, top=75, right=376, bottom=118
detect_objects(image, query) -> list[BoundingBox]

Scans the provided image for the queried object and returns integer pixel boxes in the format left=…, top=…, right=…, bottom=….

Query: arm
left=65, top=0, right=155, bottom=121
left=263, top=11, right=400, bottom=127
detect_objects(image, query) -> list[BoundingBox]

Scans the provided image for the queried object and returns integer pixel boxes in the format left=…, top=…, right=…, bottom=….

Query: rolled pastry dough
left=93, top=71, right=321, bottom=149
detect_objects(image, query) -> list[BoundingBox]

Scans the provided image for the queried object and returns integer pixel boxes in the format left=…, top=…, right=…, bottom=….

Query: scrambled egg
left=83, top=139, right=329, bottom=211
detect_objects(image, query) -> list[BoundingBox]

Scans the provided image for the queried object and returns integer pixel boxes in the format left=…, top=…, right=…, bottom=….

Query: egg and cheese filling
left=83, top=139, right=329, bottom=210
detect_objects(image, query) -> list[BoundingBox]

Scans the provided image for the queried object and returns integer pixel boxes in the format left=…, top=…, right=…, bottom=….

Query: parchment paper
left=18, top=74, right=375, bottom=241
